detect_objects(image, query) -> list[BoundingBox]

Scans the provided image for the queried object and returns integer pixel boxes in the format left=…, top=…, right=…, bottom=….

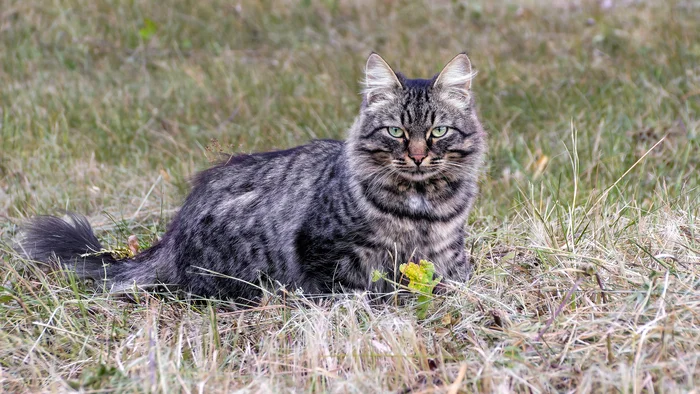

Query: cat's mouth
left=396, top=166, right=441, bottom=181
left=389, top=158, right=444, bottom=182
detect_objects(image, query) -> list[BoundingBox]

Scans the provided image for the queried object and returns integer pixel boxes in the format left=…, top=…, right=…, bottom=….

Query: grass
left=1, top=0, right=699, bottom=392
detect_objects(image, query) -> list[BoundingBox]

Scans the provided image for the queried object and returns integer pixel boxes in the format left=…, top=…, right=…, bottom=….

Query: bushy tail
left=15, top=213, right=157, bottom=291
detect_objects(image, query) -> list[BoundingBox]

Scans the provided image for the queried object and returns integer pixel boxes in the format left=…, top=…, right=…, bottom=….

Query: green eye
left=387, top=127, right=404, bottom=138
left=431, top=126, right=449, bottom=138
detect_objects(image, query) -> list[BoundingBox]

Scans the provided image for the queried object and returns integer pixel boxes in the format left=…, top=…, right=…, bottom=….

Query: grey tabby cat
left=17, top=53, right=486, bottom=301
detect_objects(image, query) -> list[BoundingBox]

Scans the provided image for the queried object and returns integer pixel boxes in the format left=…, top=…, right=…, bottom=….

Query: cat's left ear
left=434, top=53, right=475, bottom=105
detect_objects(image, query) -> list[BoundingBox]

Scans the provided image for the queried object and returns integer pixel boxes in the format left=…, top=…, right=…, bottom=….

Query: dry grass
left=1, top=0, right=699, bottom=392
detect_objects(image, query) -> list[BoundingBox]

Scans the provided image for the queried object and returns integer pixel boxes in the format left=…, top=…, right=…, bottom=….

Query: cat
left=16, top=53, right=487, bottom=302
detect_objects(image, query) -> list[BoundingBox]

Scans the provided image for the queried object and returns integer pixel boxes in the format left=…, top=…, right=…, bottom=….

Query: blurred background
left=1, top=0, right=698, bottom=226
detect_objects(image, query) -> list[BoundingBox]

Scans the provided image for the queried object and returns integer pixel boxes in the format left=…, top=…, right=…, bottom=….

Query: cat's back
left=184, top=139, right=344, bottom=219
left=196, top=139, right=342, bottom=185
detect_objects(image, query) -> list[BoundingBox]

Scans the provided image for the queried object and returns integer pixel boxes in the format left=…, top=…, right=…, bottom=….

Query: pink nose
left=409, top=154, right=426, bottom=165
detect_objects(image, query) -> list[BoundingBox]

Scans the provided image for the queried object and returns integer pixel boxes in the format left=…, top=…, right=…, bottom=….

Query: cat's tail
left=15, top=213, right=163, bottom=292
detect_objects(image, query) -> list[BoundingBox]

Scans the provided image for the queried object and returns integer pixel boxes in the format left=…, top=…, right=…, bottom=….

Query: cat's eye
left=431, top=126, right=449, bottom=138
left=387, top=127, right=404, bottom=138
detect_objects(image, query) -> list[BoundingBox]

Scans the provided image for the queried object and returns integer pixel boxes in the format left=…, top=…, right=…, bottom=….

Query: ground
left=1, top=0, right=699, bottom=392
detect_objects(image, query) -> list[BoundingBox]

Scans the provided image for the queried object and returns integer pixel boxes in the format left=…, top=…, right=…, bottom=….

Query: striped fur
left=17, top=53, right=487, bottom=301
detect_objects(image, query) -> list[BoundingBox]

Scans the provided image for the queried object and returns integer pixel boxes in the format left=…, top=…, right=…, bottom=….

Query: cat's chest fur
left=332, top=213, right=466, bottom=292
left=367, top=207, right=466, bottom=261
left=330, top=189, right=467, bottom=286
left=407, top=194, right=432, bottom=212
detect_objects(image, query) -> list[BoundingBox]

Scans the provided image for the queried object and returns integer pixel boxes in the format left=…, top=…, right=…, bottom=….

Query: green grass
left=1, top=0, right=699, bottom=392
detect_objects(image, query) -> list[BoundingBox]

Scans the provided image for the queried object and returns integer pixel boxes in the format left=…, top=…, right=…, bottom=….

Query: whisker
left=364, top=165, right=396, bottom=193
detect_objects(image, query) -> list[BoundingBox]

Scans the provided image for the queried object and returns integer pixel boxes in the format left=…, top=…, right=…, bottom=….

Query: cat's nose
left=409, top=154, right=426, bottom=165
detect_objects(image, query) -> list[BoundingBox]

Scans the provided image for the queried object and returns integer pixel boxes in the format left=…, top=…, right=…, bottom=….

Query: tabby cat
left=18, top=53, right=486, bottom=301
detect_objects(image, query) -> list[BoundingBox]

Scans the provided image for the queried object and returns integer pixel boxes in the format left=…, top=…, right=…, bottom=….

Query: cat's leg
left=432, top=245, right=472, bottom=295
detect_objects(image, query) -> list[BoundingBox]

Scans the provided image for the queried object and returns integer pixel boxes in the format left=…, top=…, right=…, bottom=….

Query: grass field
left=1, top=0, right=699, bottom=392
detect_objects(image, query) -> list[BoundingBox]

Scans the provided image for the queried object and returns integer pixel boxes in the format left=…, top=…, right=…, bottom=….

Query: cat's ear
left=434, top=53, right=476, bottom=106
left=363, top=53, right=402, bottom=106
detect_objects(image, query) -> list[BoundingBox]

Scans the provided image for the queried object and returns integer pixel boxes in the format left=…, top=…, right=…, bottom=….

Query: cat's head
left=348, top=53, right=485, bottom=185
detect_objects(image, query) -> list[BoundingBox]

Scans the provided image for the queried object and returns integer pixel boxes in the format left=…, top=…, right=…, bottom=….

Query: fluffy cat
left=17, top=53, right=487, bottom=301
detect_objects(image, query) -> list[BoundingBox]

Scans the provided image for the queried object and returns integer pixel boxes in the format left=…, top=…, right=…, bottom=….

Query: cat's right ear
left=363, top=53, right=402, bottom=106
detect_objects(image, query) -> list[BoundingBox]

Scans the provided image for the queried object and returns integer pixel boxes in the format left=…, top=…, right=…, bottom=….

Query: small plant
left=399, top=260, right=441, bottom=319
left=79, top=235, right=143, bottom=259
left=373, top=260, right=441, bottom=319
left=138, top=18, right=158, bottom=41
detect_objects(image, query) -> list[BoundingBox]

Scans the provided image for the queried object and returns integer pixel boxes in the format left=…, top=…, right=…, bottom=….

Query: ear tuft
left=434, top=54, right=476, bottom=105
left=363, top=53, right=402, bottom=105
